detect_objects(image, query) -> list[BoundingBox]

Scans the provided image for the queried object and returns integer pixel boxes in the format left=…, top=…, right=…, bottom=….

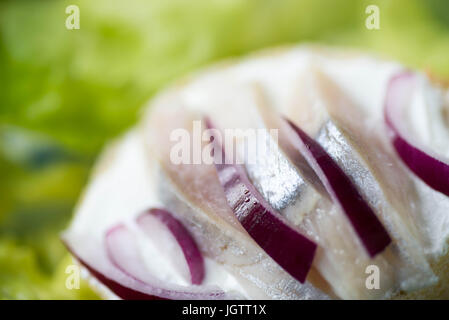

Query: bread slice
left=64, top=45, right=449, bottom=299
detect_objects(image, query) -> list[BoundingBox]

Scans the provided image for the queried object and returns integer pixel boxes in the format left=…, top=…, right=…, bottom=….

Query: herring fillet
left=198, top=83, right=398, bottom=299
left=141, top=93, right=328, bottom=299
left=285, top=69, right=436, bottom=292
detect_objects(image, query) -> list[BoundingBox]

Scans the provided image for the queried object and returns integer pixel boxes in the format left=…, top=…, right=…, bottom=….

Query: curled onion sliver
left=137, top=208, right=205, bottom=285
left=285, top=118, right=391, bottom=257
left=104, top=224, right=228, bottom=299
left=205, top=117, right=317, bottom=283
left=64, top=242, right=164, bottom=300
left=385, top=72, right=449, bottom=197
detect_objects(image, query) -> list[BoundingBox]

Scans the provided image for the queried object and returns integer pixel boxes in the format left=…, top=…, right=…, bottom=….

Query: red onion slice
left=137, top=208, right=205, bottom=285
left=205, top=118, right=317, bottom=283
left=64, top=242, right=164, bottom=300
left=285, top=119, right=391, bottom=257
left=104, top=224, right=228, bottom=299
left=385, top=72, right=449, bottom=197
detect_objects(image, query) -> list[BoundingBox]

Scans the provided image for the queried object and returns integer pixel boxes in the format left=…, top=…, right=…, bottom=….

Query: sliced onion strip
left=284, top=118, right=391, bottom=257
left=205, top=117, right=317, bottom=283
left=104, top=224, right=227, bottom=299
left=385, top=71, right=449, bottom=197
left=137, top=208, right=205, bottom=285
left=64, top=242, right=164, bottom=300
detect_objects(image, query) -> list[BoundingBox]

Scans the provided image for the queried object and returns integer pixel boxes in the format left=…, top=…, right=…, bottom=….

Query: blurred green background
left=0, top=0, right=448, bottom=299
